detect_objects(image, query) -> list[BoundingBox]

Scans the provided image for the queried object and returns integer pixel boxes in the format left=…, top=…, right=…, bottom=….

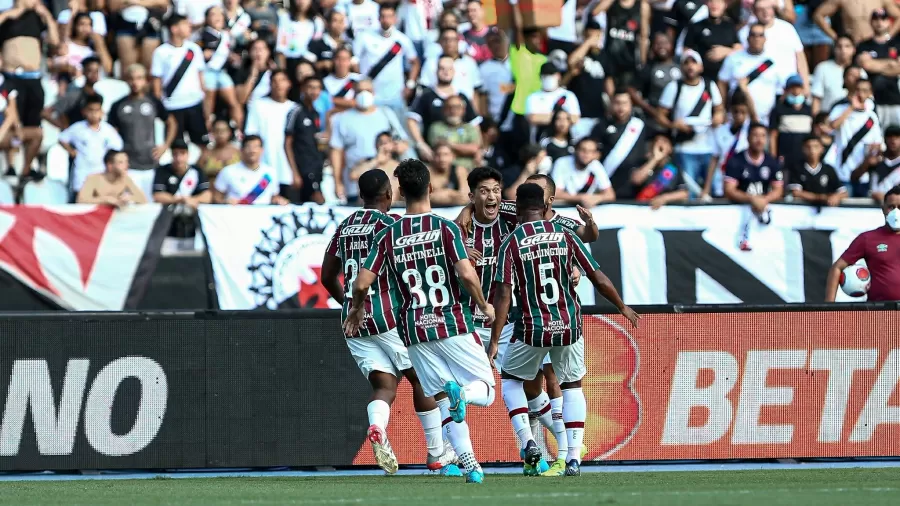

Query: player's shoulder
left=550, top=213, right=582, bottom=231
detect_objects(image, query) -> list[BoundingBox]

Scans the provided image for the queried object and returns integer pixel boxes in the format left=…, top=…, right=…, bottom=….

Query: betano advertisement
left=353, top=311, right=900, bottom=465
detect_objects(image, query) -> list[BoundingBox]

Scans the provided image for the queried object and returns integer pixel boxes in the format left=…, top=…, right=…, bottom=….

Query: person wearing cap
left=865, top=125, right=900, bottom=203
left=718, top=22, right=790, bottom=127
left=152, top=138, right=211, bottom=213
left=855, top=8, right=900, bottom=128
left=657, top=49, right=724, bottom=197
left=524, top=62, right=581, bottom=143
left=769, top=74, right=813, bottom=173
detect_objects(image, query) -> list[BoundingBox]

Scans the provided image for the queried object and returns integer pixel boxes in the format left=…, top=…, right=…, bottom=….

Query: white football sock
left=528, top=391, right=558, bottom=453
left=562, top=388, right=586, bottom=464
left=549, top=395, right=567, bottom=458
left=462, top=381, right=495, bottom=407
left=367, top=399, right=391, bottom=431
left=416, top=408, right=444, bottom=458
left=501, top=378, right=533, bottom=447
left=437, top=397, right=477, bottom=471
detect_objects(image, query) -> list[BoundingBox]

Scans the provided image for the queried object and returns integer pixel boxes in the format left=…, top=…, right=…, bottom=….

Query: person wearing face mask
left=524, top=63, right=582, bottom=143
left=330, top=79, right=410, bottom=202
left=825, top=185, right=900, bottom=302
left=718, top=23, right=790, bottom=127
left=408, top=56, right=480, bottom=162
left=769, top=75, right=813, bottom=174
left=427, top=95, right=483, bottom=169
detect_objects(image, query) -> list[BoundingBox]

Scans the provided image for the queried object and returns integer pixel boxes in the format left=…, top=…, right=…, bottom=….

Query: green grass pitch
left=1, top=468, right=898, bottom=506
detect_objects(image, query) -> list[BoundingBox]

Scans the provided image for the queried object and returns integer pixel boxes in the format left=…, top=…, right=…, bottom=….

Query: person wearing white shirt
left=703, top=98, right=751, bottom=198
left=352, top=4, right=419, bottom=114
left=151, top=15, right=210, bottom=146
left=337, top=0, right=380, bottom=36
left=547, top=0, right=578, bottom=53
left=479, top=30, right=513, bottom=124
left=826, top=78, right=883, bottom=196
left=718, top=24, right=789, bottom=126
left=737, top=0, right=809, bottom=93
left=323, top=47, right=361, bottom=112
left=525, top=63, right=581, bottom=143
left=213, top=135, right=289, bottom=205
left=550, top=137, right=615, bottom=207
left=275, top=1, right=325, bottom=78
left=811, top=35, right=855, bottom=115
left=419, top=28, right=484, bottom=102
left=58, top=95, right=125, bottom=193
left=244, top=69, right=299, bottom=199
left=174, top=0, right=222, bottom=28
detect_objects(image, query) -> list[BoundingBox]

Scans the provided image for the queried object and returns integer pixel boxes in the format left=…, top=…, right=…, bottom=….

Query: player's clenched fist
left=479, top=303, right=495, bottom=326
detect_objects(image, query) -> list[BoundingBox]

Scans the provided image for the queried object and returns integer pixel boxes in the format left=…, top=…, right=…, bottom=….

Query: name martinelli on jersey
left=394, top=247, right=443, bottom=264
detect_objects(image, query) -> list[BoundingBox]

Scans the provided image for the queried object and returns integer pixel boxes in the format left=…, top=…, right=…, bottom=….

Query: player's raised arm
left=567, top=232, right=640, bottom=328
left=575, top=205, right=599, bottom=243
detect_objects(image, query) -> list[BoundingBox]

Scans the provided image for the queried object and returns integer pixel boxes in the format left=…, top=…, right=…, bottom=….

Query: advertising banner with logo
left=1, top=308, right=897, bottom=471
left=0, top=205, right=172, bottom=310
left=199, top=203, right=888, bottom=310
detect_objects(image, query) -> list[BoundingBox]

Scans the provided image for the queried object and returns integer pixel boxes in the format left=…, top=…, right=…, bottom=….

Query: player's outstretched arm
left=454, top=260, right=494, bottom=325
left=587, top=269, right=640, bottom=329
left=321, top=253, right=345, bottom=305
left=825, top=257, right=850, bottom=303
left=488, top=283, right=513, bottom=369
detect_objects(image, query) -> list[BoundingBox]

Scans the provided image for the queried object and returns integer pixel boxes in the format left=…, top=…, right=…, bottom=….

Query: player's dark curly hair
left=526, top=173, right=556, bottom=195
left=467, top=166, right=503, bottom=192
left=395, top=159, right=431, bottom=201
left=359, top=169, right=391, bottom=203
left=886, top=185, right=900, bottom=201
left=517, top=183, right=545, bottom=211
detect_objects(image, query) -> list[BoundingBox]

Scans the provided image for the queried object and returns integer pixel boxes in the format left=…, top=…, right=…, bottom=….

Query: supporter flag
left=0, top=204, right=172, bottom=310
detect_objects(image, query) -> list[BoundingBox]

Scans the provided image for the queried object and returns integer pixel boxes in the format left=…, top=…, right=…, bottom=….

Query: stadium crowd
left=1, top=0, right=900, bottom=222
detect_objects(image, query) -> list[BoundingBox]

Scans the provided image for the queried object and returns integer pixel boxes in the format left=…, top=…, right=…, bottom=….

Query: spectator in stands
left=462, top=1, right=492, bottom=64
left=427, top=95, right=482, bottom=170
left=0, top=75, right=20, bottom=173
left=338, top=0, right=380, bottom=38
left=423, top=11, right=469, bottom=62
left=770, top=75, right=814, bottom=174
left=285, top=76, right=326, bottom=204
left=828, top=78, right=882, bottom=196
left=429, top=141, right=470, bottom=206
left=505, top=1, right=547, bottom=157
left=566, top=20, right=606, bottom=131
left=349, top=131, right=401, bottom=203
left=724, top=122, right=784, bottom=250
left=594, top=0, right=650, bottom=90
left=630, top=133, right=689, bottom=207
left=308, top=9, right=352, bottom=77
left=276, top=0, right=324, bottom=80
left=108, top=64, right=178, bottom=199
left=704, top=93, right=751, bottom=199
left=855, top=9, right=900, bottom=128
left=200, top=6, right=243, bottom=130
left=77, top=150, right=147, bottom=206
left=540, top=109, right=575, bottom=163
left=632, top=32, right=679, bottom=130
left=59, top=95, right=125, bottom=195
left=245, top=69, right=298, bottom=201
left=223, top=0, right=252, bottom=54
left=244, top=0, right=280, bottom=48
left=153, top=139, right=211, bottom=210
left=813, top=0, right=900, bottom=45
left=109, top=0, right=167, bottom=70
left=869, top=126, right=900, bottom=203
left=51, top=11, right=112, bottom=93
left=551, top=137, right=615, bottom=207
left=329, top=79, right=409, bottom=202
left=738, top=0, right=810, bottom=94
left=213, top=135, right=289, bottom=205
left=45, top=56, right=102, bottom=130
left=525, top=63, right=581, bottom=143
left=658, top=49, right=725, bottom=197
left=681, top=0, right=740, bottom=82
left=323, top=47, right=360, bottom=118
left=0, top=0, right=59, bottom=179
left=152, top=15, right=210, bottom=149
left=197, top=119, right=241, bottom=183
left=813, top=112, right=834, bottom=151
left=718, top=23, right=789, bottom=127
left=504, top=144, right=551, bottom=198
left=478, top=29, right=512, bottom=126
left=57, top=0, right=107, bottom=40
left=421, top=28, right=483, bottom=105
left=408, top=56, right=479, bottom=162
left=235, top=38, right=276, bottom=108
left=480, top=118, right=515, bottom=184
left=592, top=90, right=649, bottom=197
left=811, top=35, right=855, bottom=114
left=788, top=135, right=847, bottom=205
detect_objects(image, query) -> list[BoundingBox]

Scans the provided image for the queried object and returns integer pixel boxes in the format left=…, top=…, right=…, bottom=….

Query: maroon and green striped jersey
left=465, top=212, right=517, bottom=328
left=325, top=209, right=401, bottom=338
left=495, top=220, right=600, bottom=347
left=363, top=213, right=475, bottom=346
left=498, top=200, right=583, bottom=235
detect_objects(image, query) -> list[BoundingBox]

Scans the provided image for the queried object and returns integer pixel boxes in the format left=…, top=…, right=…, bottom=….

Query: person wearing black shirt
left=152, top=139, right=212, bottom=237
left=285, top=77, right=325, bottom=204
left=567, top=20, right=608, bottom=120
left=788, top=135, right=847, bottom=205
left=590, top=90, right=649, bottom=196
left=681, top=0, right=741, bottom=82
left=629, top=132, right=689, bottom=207
left=539, top=109, right=575, bottom=162
left=598, top=0, right=649, bottom=89
left=45, top=57, right=102, bottom=130
left=863, top=124, right=900, bottom=200
left=855, top=9, right=900, bottom=128
left=770, top=75, right=813, bottom=175
left=631, top=32, right=680, bottom=128
left=307, top=10, right=353, bottom=77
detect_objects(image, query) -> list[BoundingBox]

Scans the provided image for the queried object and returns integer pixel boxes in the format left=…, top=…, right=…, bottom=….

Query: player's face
left=470, top=178, right=502, bottom=221
left=529, top=177, right=555, bottom=208
left=127, top=69, right=147, bottom=94
left=749, top=127, right=767, bottom=152
left=884, top=194, right=900, bottom=215
left=802, top=139, right=823, bottom=161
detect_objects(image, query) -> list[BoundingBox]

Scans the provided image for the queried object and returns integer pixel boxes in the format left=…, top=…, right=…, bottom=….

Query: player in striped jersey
left=456, top=172, right=599, bottom=475
left=491, top=183, right=640, bottom=477
left=345, top=159, right=497, bottom=484
left=323, top=170, right=461, bottom=477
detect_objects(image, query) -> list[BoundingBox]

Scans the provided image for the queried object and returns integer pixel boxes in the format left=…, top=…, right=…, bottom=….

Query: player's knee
left=484, top=382, right=495, bottom=406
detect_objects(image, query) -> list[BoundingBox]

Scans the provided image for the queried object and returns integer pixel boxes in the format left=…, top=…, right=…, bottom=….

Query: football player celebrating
left=322, top=169, right=460, bottom=476
left=491, top=183, right=640, bottom=477
left=345, top=159, right=497, bottom=484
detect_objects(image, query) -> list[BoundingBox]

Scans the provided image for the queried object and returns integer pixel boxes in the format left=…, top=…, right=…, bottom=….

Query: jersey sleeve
left=194, top=169, right=211, bottom=194
left=325, top=226, right=342, bottom=259
left=724, top=156, right=741, bottom=185
left=443, top=221, right=469, bottom=265
left=495, top=237, right=516, bottom=285
left=362, top=227, right=390, bottom=275
left=566, top=230, right=600, bottom=275
left=840, top=232, right=866, bottom=265
left=658, top=81, right=677, bottom=110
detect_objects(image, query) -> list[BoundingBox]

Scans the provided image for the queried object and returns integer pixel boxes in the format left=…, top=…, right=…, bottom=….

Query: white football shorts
left=407, top=333, right=496, bottom=397
left=501, top=338, right=586, bottom=383
left=346, top=328, right=412, bottom=379
left=474, top=323, right=513, bottom=371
